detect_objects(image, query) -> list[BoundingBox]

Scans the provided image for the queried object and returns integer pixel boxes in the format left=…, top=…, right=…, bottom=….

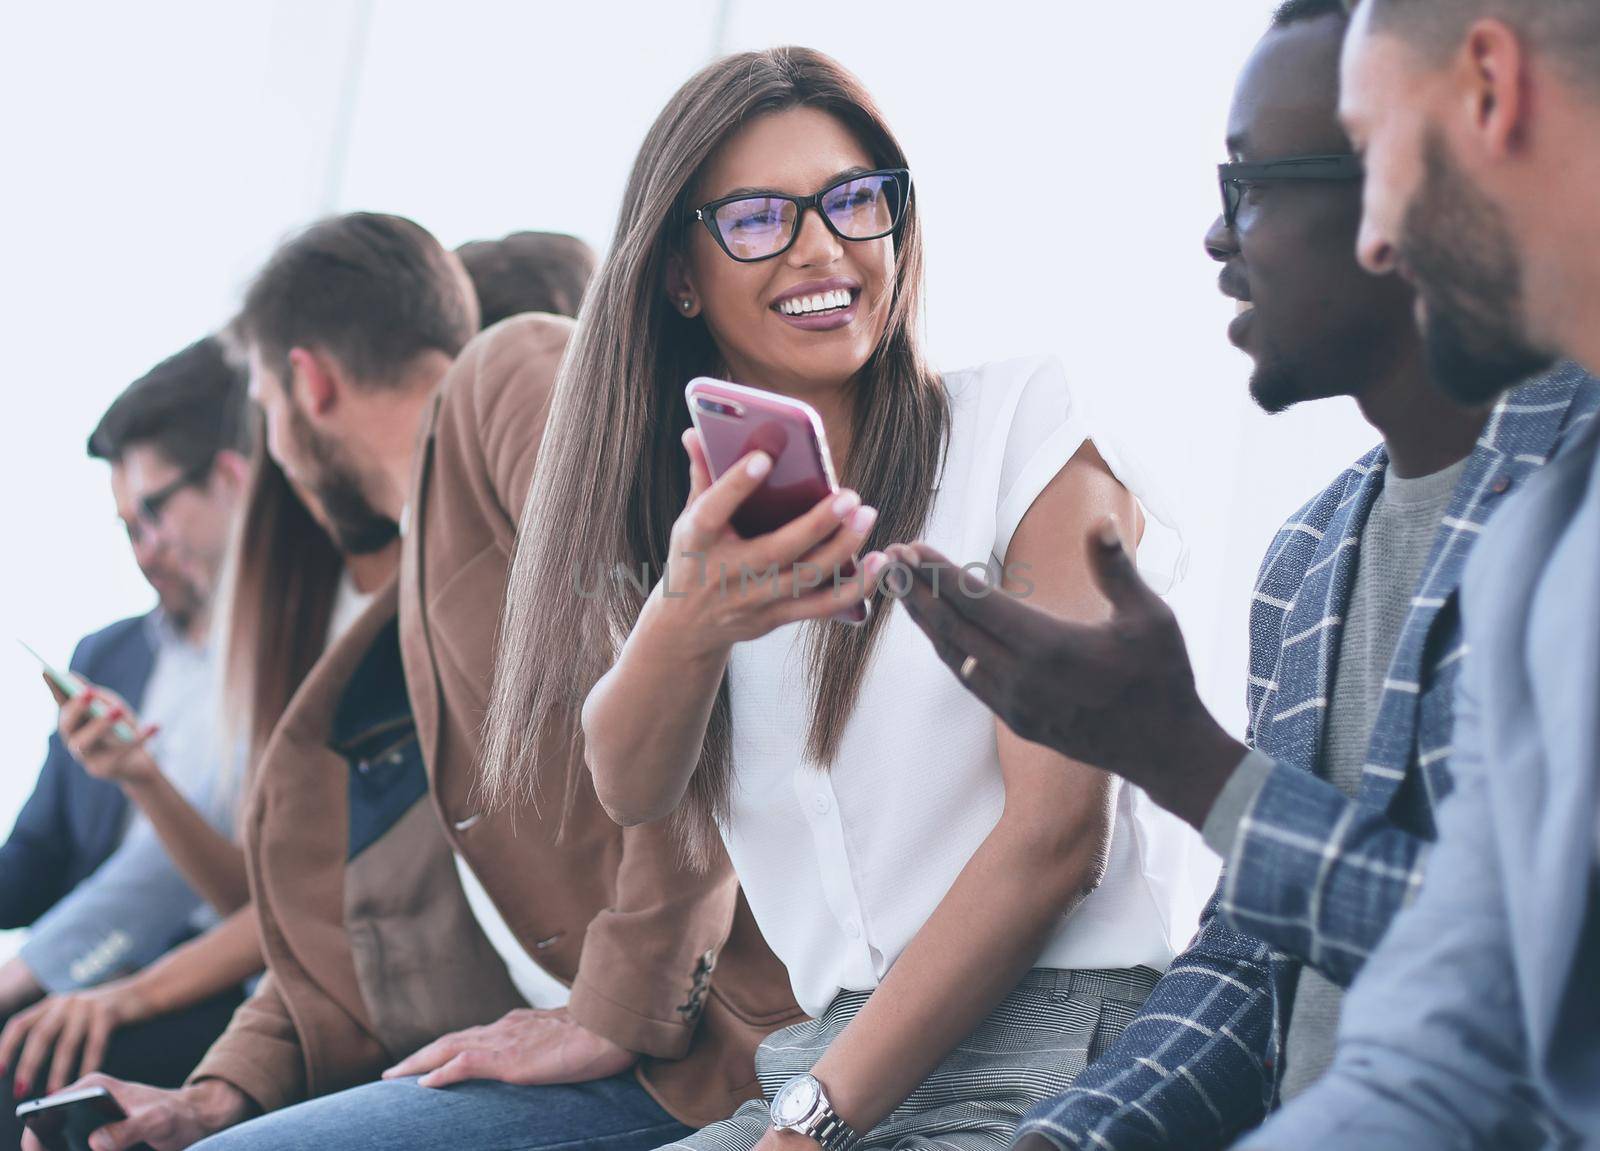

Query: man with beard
left=880, top=0, right=1600, bottom=1142
left=0, top=339, right=253, bottom=1110
left=1229, top=0, right=1600, bottom=1144
left=987, top=2, right=1600, bottom=1148
left=46, top=213, right=794, bottom=1151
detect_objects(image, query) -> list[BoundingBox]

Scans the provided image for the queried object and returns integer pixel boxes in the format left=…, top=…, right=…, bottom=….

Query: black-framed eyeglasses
left=136, top=460, right=213, bottom=529
left=692, top=168, right=912, bottom=263
left=1218, top=154, right=1363, bottom=228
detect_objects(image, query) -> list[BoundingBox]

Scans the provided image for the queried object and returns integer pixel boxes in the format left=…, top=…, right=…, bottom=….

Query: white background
left=0, top=2, right=1379, bottom=887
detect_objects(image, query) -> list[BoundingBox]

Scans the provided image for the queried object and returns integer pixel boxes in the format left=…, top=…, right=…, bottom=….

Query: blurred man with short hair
left=57, top=212, right=792, bottom=1151
left=0, top=338, right=252, bottom=1134
left=456, top=231, right=597, bottom=325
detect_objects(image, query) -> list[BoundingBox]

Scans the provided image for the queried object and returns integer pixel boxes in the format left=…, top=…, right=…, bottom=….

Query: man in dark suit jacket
left=0, top=339, right=254, bottom=1150
left=0, top=335, right=249, bottom=1011
left=0, top=616, right=156, bottom=930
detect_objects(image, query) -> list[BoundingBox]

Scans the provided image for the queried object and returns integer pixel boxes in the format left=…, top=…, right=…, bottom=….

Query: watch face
left=773, top=1075, right=821, bottom=1126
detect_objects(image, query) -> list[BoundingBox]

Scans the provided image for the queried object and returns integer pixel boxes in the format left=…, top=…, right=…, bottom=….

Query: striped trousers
left=660, top=966, right=1160, bottom=1151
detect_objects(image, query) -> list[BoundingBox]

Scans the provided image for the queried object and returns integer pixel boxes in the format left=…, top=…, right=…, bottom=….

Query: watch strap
left=809, top=1109, right=859, bottom=1151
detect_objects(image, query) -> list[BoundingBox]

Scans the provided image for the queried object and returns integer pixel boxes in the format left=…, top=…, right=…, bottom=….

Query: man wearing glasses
left=45, top=214, right=792, bottom=1151
left=0, top=338, right=252, bottom=1116
left=914, top=0, right=1600, bottom=1147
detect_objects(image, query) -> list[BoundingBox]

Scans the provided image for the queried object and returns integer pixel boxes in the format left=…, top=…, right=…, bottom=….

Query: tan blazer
left=190, top=582, right=516, bottom=1111
left=195, top=315, right=800, bottom=1128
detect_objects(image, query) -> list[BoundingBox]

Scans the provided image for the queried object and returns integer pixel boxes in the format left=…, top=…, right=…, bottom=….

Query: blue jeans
left=191, top=1073, right=694, bottom=1151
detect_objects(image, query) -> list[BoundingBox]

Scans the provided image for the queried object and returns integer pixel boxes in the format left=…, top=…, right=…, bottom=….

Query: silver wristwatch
left=770, top=1074, right=861, bottom=1151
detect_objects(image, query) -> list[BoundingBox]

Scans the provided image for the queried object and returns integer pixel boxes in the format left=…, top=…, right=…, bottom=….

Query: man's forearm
left=1214, top=759, right=1432, bottom=986
left=125, top=908, right=263, bottom=1020
left=19, top=818, right=209, bottom=993
left=187, top=974, right=309, bottom=1115
left=1138, top=714, right=1248, bottom=831
left=122, top=770, right=250, bottom=915
left=1199, top=750, right=1274, bottom=859
left=181, top=1079, right=258, bottom=1132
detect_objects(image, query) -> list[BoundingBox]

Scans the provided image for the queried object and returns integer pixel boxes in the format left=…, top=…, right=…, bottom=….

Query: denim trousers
left=190, top=1072, right=693, bottom=1151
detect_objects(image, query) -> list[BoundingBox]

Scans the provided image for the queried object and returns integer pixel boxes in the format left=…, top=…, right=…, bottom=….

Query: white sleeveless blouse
left=721, top=356, right=1199, bottom=1018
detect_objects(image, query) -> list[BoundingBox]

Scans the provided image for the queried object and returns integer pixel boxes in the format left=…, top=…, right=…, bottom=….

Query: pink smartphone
left=684, top=377, right=870, bottom=625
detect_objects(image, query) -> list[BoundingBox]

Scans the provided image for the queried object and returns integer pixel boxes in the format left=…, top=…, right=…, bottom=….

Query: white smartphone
left=19, top=641, right=139, bottom=743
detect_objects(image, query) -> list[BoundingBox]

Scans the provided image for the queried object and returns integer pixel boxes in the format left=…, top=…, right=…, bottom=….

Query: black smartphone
left=15, top=1086, right=126, bottom=1151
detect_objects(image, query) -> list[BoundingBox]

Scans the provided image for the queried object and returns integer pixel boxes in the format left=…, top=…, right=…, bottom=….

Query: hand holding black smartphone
left=16, top=1086, right=127, bottom=1151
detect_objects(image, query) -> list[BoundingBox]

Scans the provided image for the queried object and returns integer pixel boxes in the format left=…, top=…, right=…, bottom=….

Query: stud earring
left=681, top=299, right=694, bottom=311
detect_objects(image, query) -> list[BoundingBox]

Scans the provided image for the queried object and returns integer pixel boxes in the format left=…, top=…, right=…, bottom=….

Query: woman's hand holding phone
left=49, top=679, right=160, bottom=787
left=580, top=427, right=880, bottom=827
left=653, top=429, right=879, bottom=658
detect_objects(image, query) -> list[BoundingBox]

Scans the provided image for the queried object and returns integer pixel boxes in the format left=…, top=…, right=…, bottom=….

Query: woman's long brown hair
left=481, top=47, right=949, bottom=864
left=217, top=432, right=343, bottom=774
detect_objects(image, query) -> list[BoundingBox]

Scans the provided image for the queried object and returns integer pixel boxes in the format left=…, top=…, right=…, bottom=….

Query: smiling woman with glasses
left=483, top=45, right=1192, bottom=1151
left=693, top=167, right=911, bottom=262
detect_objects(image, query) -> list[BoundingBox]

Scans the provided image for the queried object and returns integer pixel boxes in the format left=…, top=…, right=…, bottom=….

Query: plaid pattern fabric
left=1226, top=366, right=1600, bottom=977
left=667, top=967, right=1160, bottom=1151
left=1016, top=364, right=1600, bottom=1151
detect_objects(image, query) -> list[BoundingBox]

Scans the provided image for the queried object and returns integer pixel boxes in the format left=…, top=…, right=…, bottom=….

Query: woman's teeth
left=1236, top=300, right=1255, bottom=316
left=778, top=289, right=854, bottom=316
